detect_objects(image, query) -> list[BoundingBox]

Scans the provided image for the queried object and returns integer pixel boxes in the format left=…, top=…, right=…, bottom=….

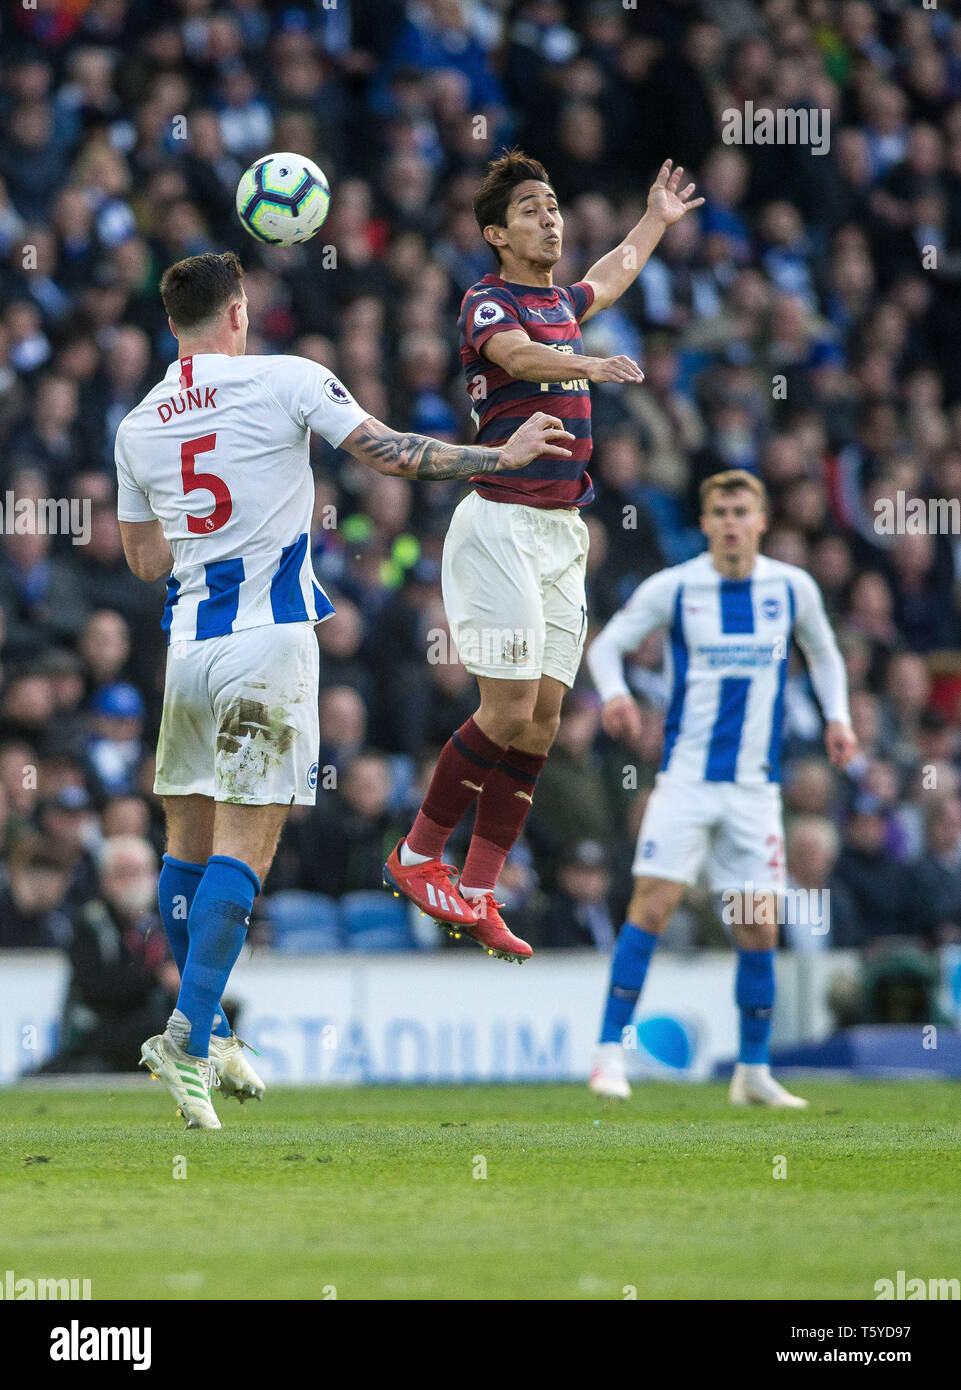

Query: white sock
left=166, top=1008, right=191, bottom=1046
left=459, top=885, right=490, bottom=899
left=400, top=841, right=433, bottom=866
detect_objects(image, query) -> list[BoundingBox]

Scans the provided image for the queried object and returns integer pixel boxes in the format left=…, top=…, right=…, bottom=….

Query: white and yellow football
left=235, top=152, right=330, bottom=246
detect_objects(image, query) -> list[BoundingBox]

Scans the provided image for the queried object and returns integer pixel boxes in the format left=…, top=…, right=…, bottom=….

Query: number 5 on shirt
left=182, top=433, right=232, bottom=534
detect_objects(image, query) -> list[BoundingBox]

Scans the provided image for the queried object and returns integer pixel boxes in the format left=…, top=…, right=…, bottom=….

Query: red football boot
left=383, top=839, right=473, bottom=926
left=459, top=892, right=533, bottom=963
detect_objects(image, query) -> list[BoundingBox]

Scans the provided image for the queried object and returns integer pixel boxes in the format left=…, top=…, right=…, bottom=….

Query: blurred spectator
left=84, top=682, right=147, bottom=798
left=7, top=375, right=93, bottom=489
left=289, top=752, right=406, bottom=897
left=0, top=664, right=57, bottom=746
left=783, top=814, right=862, bottom=952
left=37, top=784, right=99, bottom=909
left=907, top=796, right=961, bottom=946
left=833, top=794, right=912, bottom=943
left=78, top=610, right=131, bottom=689
left=528, top=839, right=617, bottom=950
left=527, top=690, right=620, bottom=882
left=0, top=526, right=91, bottom=655
left=0, top=832, right=73, bottom=949
left=32, top=836, right=179, bottom=1073
left=318, top=684, right=367, bottom=778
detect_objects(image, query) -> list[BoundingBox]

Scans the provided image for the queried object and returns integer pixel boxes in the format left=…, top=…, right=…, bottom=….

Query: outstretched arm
left=792, top=574, right=858, bottom=769
left=340, top=412, right=573, bottom=480
left=482, top=329, right=644, bottom=386
left=580, top=159, right=704, bottom=324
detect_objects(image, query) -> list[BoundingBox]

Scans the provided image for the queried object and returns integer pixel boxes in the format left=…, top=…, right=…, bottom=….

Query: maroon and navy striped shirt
left=458, top=273, right=595, bottom=509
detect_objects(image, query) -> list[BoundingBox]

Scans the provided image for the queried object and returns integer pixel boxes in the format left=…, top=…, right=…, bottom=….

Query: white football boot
left=140, top=1030, right=222, bottom=1129
left=729, top=1062, right=808, bottom=1109
left=588, top=1043, right=631, bottom=1100
left=209, top=1034, right=265, bottom=1104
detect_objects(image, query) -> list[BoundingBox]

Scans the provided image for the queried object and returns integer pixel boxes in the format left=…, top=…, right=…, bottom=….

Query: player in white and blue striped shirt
left=115, top=251, right=572, bottom=1127
left=586, top=469, right=857, bottom=1106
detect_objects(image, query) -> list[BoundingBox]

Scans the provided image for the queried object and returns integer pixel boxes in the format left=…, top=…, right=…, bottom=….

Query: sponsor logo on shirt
left=697, top=642, right=777, bottom=668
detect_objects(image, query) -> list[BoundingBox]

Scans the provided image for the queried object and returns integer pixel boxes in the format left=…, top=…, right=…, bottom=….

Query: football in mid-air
left=235, top=152, right=330, bottom=245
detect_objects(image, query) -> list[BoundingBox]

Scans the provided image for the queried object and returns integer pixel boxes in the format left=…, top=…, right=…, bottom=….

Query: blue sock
left=176, top=855, right=259, bottom=1058
left=736, top=948, right=775, bottom=1064
left=599, top=923, right=659, bottom=1044
left=158, top=855, right=232, bottom=1039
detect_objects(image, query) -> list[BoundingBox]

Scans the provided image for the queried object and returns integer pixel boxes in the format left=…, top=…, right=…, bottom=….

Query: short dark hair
left=159, top=251, right=245, bottom=330
left=473, top=149, right=554, bottom=264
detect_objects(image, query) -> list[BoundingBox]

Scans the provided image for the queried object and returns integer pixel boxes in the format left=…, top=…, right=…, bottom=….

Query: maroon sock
left=461, top=746, right=548, bottom=890
left=406, top=717, right=506, bottom=860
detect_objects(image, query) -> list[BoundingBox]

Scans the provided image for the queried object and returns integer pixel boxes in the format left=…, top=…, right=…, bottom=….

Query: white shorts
left=155, top=622, right=320, bottom=806
left=441, top=490, right=589, bottom=686
left=633, top=773, right=786, bottom=893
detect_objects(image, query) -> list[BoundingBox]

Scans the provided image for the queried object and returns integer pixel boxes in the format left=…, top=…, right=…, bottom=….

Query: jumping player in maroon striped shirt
left=384, top=152, right=704, bottom=960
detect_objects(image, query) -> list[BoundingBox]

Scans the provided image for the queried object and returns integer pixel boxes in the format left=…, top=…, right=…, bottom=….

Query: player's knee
left=529, top=708, right=562, bottom=749
left=734, top=923, right=778, bottom=952
left=628, top=888, right=671, bottom=935
left=478, top=691, right=537, bottom=745
left=504, top=715, right=535, bottom=746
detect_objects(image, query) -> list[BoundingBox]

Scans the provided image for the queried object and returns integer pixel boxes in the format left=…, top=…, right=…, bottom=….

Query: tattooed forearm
left=409, top=436, right=504, bottom=480
left=344, top=420, right=503, bottom=479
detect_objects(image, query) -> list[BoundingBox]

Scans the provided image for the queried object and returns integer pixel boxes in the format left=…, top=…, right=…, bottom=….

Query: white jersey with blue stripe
left=114, top=353, right=369, bottom=643
left=587, top=552, right=850, bottom=786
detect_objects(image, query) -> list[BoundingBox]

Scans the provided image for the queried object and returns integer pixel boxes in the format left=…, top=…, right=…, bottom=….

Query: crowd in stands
left=3, top=0, right=961, bottom=963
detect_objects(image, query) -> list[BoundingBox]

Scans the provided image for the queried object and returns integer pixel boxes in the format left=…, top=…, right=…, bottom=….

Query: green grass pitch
left=1, top=1081, right=958, bottom=1301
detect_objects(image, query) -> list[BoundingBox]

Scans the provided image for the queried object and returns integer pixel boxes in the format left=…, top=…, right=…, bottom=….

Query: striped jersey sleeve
left=564, top=281, right=595, bottom=321
left=463, top=286, right=526, bottom=356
